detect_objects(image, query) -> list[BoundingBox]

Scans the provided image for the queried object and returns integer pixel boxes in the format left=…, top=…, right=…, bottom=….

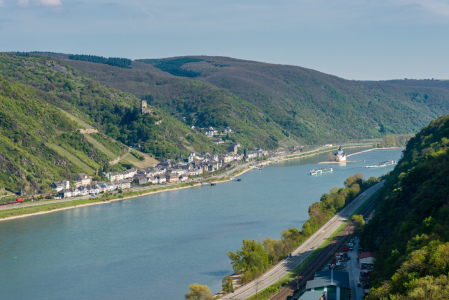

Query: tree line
left=69, top=54, right=132, bottom=68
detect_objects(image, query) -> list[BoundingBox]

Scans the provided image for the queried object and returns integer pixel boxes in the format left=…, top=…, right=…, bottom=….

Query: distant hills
left=2, top=51, right=449, bottom=194
left=57, top=54, right=449, bottom=145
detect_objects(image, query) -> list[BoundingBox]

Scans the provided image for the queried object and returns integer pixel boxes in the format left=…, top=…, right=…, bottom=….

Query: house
left=297, top=291, right=326, bottom=300
left=108, top=172, right=123, bottom=182
left=148, top=176, right=158, bottom=184
left=122, top=168, right=137, bottom=179
left=51, top=180, right=70, bottom=192
left=88, top=185, right=100, bottom=195
left=305, top=269, right=350, bottom=300
left=74, top=173, right=92, bottom=188
left=76, top=186, right=90, bottom=196
left=157, top=176, right=166, bottom=184
left=213, top=139, right=224, bottom=145
left=166, top=175, right=179, bottom=183
left=157, top=160, right=174, bottom=169
left=133, top=174, right=148, bottom=185
left=179, top=175, right=188, bottom=182
left=106, top=182, right=116, bottom=192
left=59, top=188, right=76, bottom=199
left=188, top=167, right=203, bottom=176
left=96, top=183, right=108, bottom=193
left=224, top=127, right=232, bottom=134
left=234, top=153, right=244, bottom=161
left=358, top=252, right=375, bottom=269
left=228, top=143, right=238, bottom=154
left=115, top=180, right=131, bottom=190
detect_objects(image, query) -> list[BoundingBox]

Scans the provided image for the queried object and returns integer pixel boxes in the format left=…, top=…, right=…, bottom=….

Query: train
left=0, top=198, right=23, bottom=206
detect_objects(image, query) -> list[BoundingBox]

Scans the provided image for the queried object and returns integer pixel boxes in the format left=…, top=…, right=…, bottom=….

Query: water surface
left=0, top=148, right=402, bottom=299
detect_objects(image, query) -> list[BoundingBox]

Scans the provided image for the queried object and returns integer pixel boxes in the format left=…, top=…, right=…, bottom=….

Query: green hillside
left=56, top=55, right=449, bottom=146
left=0, top=75, right=115, bottom=193
left=0, top=53, right=221, bottom=158
left=360, top=115, right=449, bottom=299
left=0, top=53, right=222, bottom=194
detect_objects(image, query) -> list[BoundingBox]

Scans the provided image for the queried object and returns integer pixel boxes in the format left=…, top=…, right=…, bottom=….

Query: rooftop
left=306, top=269, right=350, bottom=290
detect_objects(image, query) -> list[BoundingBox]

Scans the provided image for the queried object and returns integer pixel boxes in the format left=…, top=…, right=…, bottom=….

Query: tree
left=227, top=239, right=269, bottom=275
left=222, top=275, right=234, bottom=293
left=185, top=283, right=213, bottom=300
left=352, top=215, right=365, bottom=231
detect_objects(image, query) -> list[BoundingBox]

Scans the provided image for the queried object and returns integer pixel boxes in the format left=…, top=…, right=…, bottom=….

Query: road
left=347, top=238, right=363, bottom=300
left=220, top=181, right=384, bottom=300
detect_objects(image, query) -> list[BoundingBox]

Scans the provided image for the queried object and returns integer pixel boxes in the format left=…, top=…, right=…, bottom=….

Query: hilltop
left=54, top=54, right=449, bottom=145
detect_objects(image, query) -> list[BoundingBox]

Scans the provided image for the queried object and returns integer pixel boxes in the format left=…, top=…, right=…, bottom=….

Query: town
left=52, top=144, right=272, bottom=199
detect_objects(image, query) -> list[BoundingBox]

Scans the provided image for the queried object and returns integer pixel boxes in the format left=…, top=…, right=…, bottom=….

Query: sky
left=1, top=0, right=449, bottom=80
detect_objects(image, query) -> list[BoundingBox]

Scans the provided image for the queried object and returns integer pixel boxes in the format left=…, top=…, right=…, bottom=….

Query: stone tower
left=141, top=100, right=153, bottom=114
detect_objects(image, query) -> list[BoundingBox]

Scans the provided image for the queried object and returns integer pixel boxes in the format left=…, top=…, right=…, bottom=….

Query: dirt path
left=78, top=129, right=98, bottom=134
left=109, top=148, right=131, bottom=165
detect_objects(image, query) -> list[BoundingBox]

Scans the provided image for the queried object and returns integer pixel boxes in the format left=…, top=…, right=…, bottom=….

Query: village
left=51, top=143, right=272, bottom=199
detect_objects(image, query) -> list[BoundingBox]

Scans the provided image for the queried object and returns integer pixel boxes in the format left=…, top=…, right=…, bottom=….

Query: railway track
left=270, top=195, right=377, bottom=300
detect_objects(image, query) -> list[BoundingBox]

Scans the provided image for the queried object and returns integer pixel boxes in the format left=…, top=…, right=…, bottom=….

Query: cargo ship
left=310, top=167, right=333, bottom=176
left=365, top=160, right=396, bottom=168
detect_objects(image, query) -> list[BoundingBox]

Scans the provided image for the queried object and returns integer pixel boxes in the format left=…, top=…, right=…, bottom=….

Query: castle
left=141, top=100, right=153, bottom=114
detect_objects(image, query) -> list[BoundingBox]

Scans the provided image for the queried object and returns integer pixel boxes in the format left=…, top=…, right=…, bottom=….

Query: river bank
left=0, top=144, right=380, bottom=222
left=0, top=148, right=404, bottom=300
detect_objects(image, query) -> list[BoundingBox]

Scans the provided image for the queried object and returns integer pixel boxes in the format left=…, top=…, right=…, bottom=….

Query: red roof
left=359, top=252, right=375, bottom=259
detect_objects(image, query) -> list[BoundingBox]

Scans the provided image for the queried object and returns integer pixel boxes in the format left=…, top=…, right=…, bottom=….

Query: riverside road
left=220, top=181, right=385, bottom=300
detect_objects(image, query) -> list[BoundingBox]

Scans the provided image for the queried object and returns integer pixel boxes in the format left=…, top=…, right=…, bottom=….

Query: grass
left=45, top=142, right=95, bottom=175
left=123, top=149, right=158, bottom=168
left=83, top=134, right=118, bottom=160
left=57, top=108, right=93, bottom=129
left=0, top=189, right=15, bottom=200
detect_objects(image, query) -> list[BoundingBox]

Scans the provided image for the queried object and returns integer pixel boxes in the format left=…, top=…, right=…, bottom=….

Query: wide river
left=0, top=148, right=402, bottom=299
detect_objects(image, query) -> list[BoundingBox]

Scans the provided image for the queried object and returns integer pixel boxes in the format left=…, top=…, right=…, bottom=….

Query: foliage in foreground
left=360, top=114, right=449, bottom=299
left=185, top=283, right=213, bottom=300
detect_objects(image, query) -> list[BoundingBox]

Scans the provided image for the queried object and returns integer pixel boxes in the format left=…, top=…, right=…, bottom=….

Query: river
left=0, top=148, right=402, bottom=299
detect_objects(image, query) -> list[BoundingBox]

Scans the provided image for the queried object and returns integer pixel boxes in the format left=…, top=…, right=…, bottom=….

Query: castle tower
left=141, top=100, right=153, bottom=114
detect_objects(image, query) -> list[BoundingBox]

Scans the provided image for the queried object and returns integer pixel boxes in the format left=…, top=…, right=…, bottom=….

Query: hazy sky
left=1, top=0, right=449, bottom=80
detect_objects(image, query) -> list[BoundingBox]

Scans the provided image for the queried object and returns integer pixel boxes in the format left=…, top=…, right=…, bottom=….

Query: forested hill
left=0, top=53, right=221, bottom=194
left=56, top=54, right=449, bottom=145
left=360, top=115, right=449, bottom=298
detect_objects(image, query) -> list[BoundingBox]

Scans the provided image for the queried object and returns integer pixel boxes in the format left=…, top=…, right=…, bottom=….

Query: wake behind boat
left=365, top=160, right=396, bottom=168
left=310, top=167, right=333, bottom=176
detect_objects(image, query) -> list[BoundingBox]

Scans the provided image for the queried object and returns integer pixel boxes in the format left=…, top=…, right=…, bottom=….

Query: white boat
left=365, top=160, right=396, bottom=168
left=310, top=167, right=333, bottom=175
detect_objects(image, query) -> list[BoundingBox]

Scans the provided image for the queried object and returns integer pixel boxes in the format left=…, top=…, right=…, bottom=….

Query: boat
left=365, top=160, right=396, bottom=168
left=379, top=160, right=396, bottom=166
left=310, top=167, right=333, bottom=176
left=236, top=178, right=242, bottom=181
